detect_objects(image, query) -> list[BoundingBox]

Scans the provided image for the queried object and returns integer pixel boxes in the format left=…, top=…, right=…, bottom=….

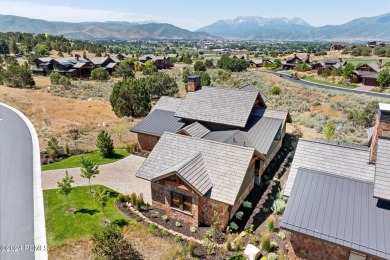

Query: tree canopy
left=377, top=68, right=390, bottom=88
left=217, top=55, right=249, bottom=72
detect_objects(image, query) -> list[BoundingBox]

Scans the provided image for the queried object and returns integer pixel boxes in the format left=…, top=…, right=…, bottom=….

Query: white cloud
left=0, top=1, right=200, bottom=30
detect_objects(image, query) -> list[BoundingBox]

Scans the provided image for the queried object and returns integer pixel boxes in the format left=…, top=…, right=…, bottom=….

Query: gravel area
left=41, top=155, right=151, bottom=203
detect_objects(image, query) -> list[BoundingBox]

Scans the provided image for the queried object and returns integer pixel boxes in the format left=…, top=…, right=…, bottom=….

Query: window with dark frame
left=171, top=191, right=192, bottom=213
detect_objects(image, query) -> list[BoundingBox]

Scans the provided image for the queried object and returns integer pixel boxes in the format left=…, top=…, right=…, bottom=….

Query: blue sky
left=0, top=0, right=389, bottom=30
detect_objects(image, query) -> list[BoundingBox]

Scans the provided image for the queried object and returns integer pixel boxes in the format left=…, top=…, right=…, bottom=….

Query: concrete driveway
left=42, top=155, right=151, bottom=203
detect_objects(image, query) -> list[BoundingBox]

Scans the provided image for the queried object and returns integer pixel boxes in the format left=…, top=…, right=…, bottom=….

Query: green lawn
left=44, top=185, right=125, bottom=246
left=346, top=58, right=390, bottom=65
left=42, top=149, right=129, bottom=171
left=304, top=76, right=356, bottom=89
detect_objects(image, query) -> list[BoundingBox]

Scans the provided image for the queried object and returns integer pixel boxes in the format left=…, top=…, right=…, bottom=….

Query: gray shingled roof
left=284, top=139, right=375, bottom=197
left=89, top=57, right=109, bottom=65
left=152, top=153, right=213, bottom=196
left=175, top=87, right=258, bottom=128
left=178, top=122, right=210, bottom=138
left=136, top=132, right=255, bottom=205
left=374, top=138, right=390, bottom=201
left=130, top=109, right=185, bottom=137
left=239, top=84, right=268, bottom=103
left=152, top=96, right=183, bottom=113
left=281, top=168, right=390, bottom=259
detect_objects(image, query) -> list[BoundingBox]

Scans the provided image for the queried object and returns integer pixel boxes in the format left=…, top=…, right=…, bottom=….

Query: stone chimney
left=370, top=103, right=390, bottom=163
left=378, top=59, right=383, bottom=69
left=75, top=54, right=80, bottom=61
left=187, top=75, right=201, bottom=92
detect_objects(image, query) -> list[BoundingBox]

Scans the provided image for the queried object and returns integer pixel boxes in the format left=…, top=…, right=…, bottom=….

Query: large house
left=281, top=103, right=390, bottom=260
left=311, top=58, right=346, bottom=74
left=352, top=61, right=383, bottom=87
left=281, top=54, right=310, bottom=70
left=133, top=76, right=291, bottom=227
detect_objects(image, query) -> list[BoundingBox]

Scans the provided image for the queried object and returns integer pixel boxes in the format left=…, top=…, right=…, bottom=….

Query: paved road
left=42, top=155, right=151, bottom=203
left=0, top=105, right=37, bottom=260
left=263, top=71, right=390, bottom=99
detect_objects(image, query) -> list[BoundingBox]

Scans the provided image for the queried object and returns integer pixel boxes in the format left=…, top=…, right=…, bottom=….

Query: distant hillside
left=0, top=15, right=219, bottom=40
left=197, top=13, right=390, bottom=41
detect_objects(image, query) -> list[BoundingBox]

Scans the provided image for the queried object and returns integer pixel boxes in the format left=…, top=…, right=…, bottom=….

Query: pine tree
left=96, top=130, right=115, bottom=158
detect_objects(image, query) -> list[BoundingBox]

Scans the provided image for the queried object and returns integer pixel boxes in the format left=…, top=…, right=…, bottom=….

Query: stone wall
left=137, top=133, right=159, bottom=152
left=289, top=232, right=349, bottom=260
left=199, top=197, right=230, bottom=227
left=151, top=182, right=199, bottom=226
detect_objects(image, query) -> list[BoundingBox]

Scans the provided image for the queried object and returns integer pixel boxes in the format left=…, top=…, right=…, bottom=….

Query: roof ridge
left=298, top=138, right=369, bottom=151
left=164, top=132, right=256, bottom=152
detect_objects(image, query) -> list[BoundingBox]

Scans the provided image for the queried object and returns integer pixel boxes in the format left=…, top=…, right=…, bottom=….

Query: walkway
left=263, top=71, right=390, bottom=99
left=42, top=155, right=151, bottom=203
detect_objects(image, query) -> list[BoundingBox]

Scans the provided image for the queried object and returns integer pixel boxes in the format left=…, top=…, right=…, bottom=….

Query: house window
left=171, top=192, right=192, bottom=213
left=349, top=251, right=367, bottom=260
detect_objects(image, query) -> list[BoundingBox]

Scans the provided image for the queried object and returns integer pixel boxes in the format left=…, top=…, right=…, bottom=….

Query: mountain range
left=0, top=15, right=218, bottom=40
left=1, top=13, right=390, bottom=41
left=197, top=13, right=390, bottom=41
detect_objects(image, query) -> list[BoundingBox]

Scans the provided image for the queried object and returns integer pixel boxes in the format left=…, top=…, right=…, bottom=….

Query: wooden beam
left=162, top=180, right=193, bottom=193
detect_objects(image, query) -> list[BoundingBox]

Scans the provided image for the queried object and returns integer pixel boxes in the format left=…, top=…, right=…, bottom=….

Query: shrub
left=202, top=238, right=215, bottom=255
left=277, top=231, right=286, bottom=240
left=267, top=252, right=278, bottom=260
left=229, top=222, right=239, bottom=231
left=96, top=130, right=114, bottom=158
left=235, top=211, right=244, bottom=220
left=228, top=253, right=246, bottom=260
left=162, top=215, right=169, bottom=222
left=295, top=63, right=311, bottom=71
left=271, top=86, right=281, bottom=95
left=147, top=223, right=158, bottom=234
left=174, top=235, right=182, bottom=242
left=135, top=200, right=142, bottom=211
left=135, top=216, right=141, bottom=222
left=249, top=235, right=260, bottom=245
left=261, top=232, right=271, bottom=252
left=225, top=234, right=233, bottom=251
left=271, top=199, right=286, bottom=214
left=117, top=194, right=130, bottom=203
left=270, top=241, right=279, bottom=250
left=267, top=215, right=275, bottom=231
left=2, top=62, right=35, bottom=88
left=161, top=229, right=169, bottom=236
left=112, top=218, right=128, bottom=228
left=188, top=239, right=196, bottom=257
left=242, top=201, right=252, bottom=208
left=194, top=60, right=207, bottom=71
left=91, top=67, right=110, bottom=81
left=151, top=213, right=158, bottom=218
left=245, top=224, right=254, bottom=234
left=130, top=192, right=137, bottom=206
left=58, top=75, right=71, bottom=86
left=137, top=193, right=144, bottom=206
left=175, top=221, right=182, bottom=227
left=190, top=226, right=197, bottom=233
left=50, top=72, right=61, bottom=84
left=235, top=236, right=243, bottom=251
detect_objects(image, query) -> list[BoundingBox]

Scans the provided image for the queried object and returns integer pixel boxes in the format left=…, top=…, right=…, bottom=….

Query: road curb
left=0, top=103, right=48, bottom=260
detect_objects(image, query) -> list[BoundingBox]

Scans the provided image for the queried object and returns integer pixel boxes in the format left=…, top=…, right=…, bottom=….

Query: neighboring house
left=330, top=43, right=346, bottom=51
left=167, top=53, right=182, bottom=61
left=88, top=56, right=119, bottom=74
left=281, top=103, right=390, bottom=260
left=282, top=54, right=310, bottom=70
left=139, top=55, right=173, bottom=69
left=117, top=53, right=133, bottom=61
left=367, top=41, right=385, bottom=48
left=311, top=58, right=346, bottom=74
left=352, top=61, right=383, bottom=86
left=31, top=57, right=53, bottom=76
left=133, top=76, right=291, bottom=227
left=249, top=58, right=274, bottom=68
left=230, top=54, right=247, bottom=60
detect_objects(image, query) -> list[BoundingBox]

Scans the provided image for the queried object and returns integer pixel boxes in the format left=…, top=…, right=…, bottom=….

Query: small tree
left=33, top=43, right=51, bottom=56
left=194, top=60, right=207, bottom=71
left=324, top=119, right=335, bottom=140
left=58, top=75, right=71, bottom=86
left=377, top=68, right=390, bottom=89
left=343, top=63, right=355, bottom=79
left=204, top=59, right=214, bottom=68
left=91, top=67, right=110, bottom=81
left=3, top=62, right=35, bottom=88
left=96, top=130, right=115, bottom=158
left=50, top=72, right=61, bottom=84
left=94, top=187, right=110, bottom=219
left=57, top=171, right=74, bottom=211
left=92, top=224, right=134, bottom=260
left=47, top=136, right=61, bottom=158
left=142, top=60, right=157, bottom=75
left=80, top=157, right=100, bottom=193
left=113, top=62, right=134, bottom=79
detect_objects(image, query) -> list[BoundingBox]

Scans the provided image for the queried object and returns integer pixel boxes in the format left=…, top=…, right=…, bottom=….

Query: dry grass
left=48, top=239, right=92, bottom=260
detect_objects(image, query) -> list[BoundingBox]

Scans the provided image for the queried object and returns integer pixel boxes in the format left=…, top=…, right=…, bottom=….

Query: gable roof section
left=178, top=122, right=210, bottom=138
left=251, top=107, right=292, bottom=123
left=88, top=57, right=109, bottom=65
left=130, top=109, right=185, bottom=137
left=239, top=84, right=268, bottom=103
left=152, top=96, right=183, bottom=113
left=152, top=153, right=213, bottom=196
left=175, top=87, right=259, bottom=128
left=281, top=169, right=390, bottom=259
left=136, top=132, right=255, bottom=205
left=284, top=139, right=375, bottom=197
left=374, top=138, right=390, bottom=201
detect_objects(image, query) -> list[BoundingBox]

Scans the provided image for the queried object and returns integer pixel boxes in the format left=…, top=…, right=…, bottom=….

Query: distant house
left=138, top=55, right=173, bottom=69
left=230, top=54, right=247, bottom=60
left=249, top=58, right=274, bottom=68
left=117, top=53, right=133, bottom=61
left=281, top=103, right=390, bottom=260
left=352, top=61, right=382, bottom=86
left=330, top=43, right=346, bottom=51
left=282, top=54, right=310, bottom=70
left=133, top=76, right=291, bottom=227
left=88, top=56, right=119, bottom=74
left=167, top=53, right=182, bottom=61
left=367, top=41, right=385, bottom=48
left=311, top=58, right=346, bottom=74
left=31, top=57, right=53, bottom=76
